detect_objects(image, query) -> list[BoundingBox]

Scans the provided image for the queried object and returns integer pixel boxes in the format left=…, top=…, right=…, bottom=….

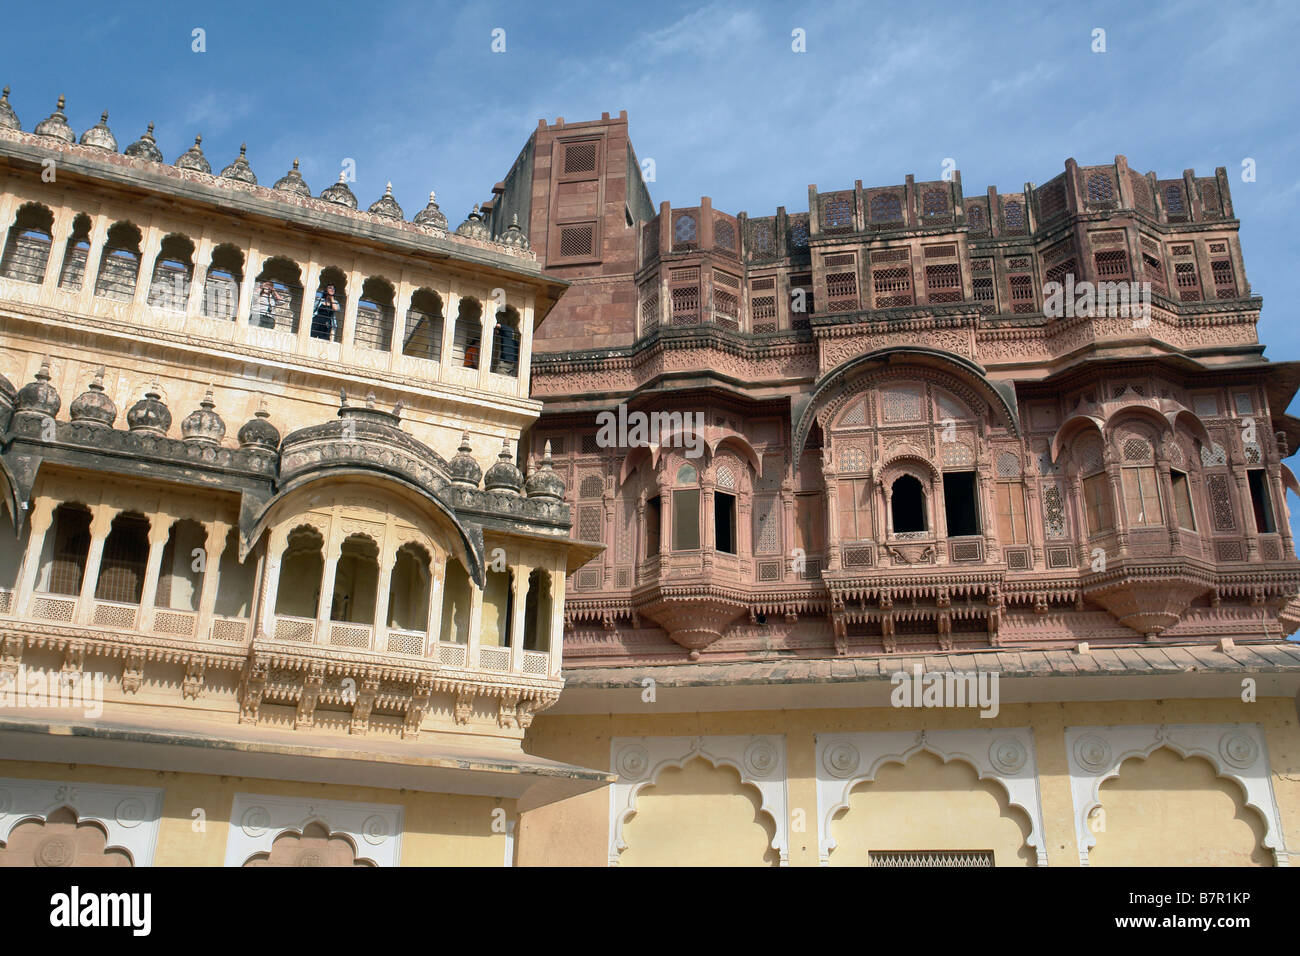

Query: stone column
left=137, top=514, right=177, bottom=633
left=14, top=497, right=57, bottom=614
left=188, top=232, right=213, bottom=322
left=1156, top=447, right=1179, bottom=551
left=547, top=562, right=566, bottom=678
left=315, top=525, right=344, bottom=644
left=1105, top=452, right=1130, bottom=556
left=196, top=521, right=230, bottom=640
left=824, top=470, right=841, bottom=571
left=509, top=565, right=528, bottom=671
left=296, top=253, right=321, bottom=346
left=477, top=306, right=497, bottom=387
left=441, top=289, right=460, bottom=369
left=424, top=561, right=445, bottom=656
left=237, top=242, right=261, bottom=330
left=700, top=475, right=715, bottom=569
left=75, top=504, right=118, bottom=624
left=1069, top=476, right=1090, bottom=566
left=658, top=475, right=672, bottom=557
left=635, top=491, right=647, bottom=573
left=372, top=551, right=396, bottom=654
left=1023, top=477, right=1043, bottom=569
left=339, top=264, right=364, bottom=358
left=77, top=210, right=111, bottom=308
left=132, top=221, right=163, bottom=310
left=467, top=585, right=485, bottom=668
left=781, top=480, right=795, bottom=578
left=1268, top=463, right=1292, bottom=556
left=42, top=205, right=75, bottom=293
left=518, top=296, right=535, bottom=399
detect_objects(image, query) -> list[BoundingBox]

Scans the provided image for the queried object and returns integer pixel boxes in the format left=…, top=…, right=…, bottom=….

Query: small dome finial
left=56, top=95, right=65, bottom=111
left=146, top=122, right=153, bottom=134
left=100, top=110, right=108, bottom=122
left=239, top=142, right=247, bottom=156
left=292, top=158, right=299, bottom=169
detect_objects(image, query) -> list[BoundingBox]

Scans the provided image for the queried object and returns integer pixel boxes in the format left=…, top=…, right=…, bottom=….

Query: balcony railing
left=7, top=591, right=252, bottom=646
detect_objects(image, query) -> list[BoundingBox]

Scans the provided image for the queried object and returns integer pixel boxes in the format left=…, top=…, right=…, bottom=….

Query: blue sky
left=4, top=0, right=1300, bottom=538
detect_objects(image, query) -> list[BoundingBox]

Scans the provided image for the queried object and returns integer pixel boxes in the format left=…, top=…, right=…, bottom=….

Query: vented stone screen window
left=925, top=263, right=961, bottom=303
left=1083, top=473, right=1114, bottom=535
left=563, top=141, right=598, bottom=175
left=558, top=223, right=595, bottom=259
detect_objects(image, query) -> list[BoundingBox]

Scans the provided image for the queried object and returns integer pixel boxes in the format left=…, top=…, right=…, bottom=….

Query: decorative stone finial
left=447, top=431, right=483, bottom=488
left=220, top=142, right=257, bottom=184
left=79, top=111, right=117, bottom=151
left=126, top=383, right=172, bottom=435
left=525, top=439, right=565, bottom=500
left=124, top=122, right=163, bottom=162
left=16, top=357, right=61, bottom=418
left=0, top=85, right=20, bottom=131
left=320, top=170, right=358, bottom=209
left=499, top=212, right=531, bottom=251
left=367, top=181, right=404, bottom=220
left=484, top=438, right=524, bottom=494
left=175, top=135, right=211, bottom=174
left=455, top=204, right=490, bottom=240
left=33, top=95, right=74, bottom=143
left=181, top=386, right=226, bottom=444
left=273, top=157, right=311, bottom=197
left=69, top=366, right=117, bottom=427
left=413, top=190, right=448, bottom=231
left=237, top=400, right=280, bottom=452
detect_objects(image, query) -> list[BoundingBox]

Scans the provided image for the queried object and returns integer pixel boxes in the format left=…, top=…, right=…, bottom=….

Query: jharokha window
left=1120, top=437, right=1163, bottom=527
left=714, top=464, right=738, bottom=554
left=672, top=464, right=700, bottom=551
left=1077, top=437, right=1114, bottom=536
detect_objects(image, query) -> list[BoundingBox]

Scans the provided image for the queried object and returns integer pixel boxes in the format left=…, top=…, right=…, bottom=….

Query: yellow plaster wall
left=0, top=759, right=510, bottom=866
left=519, top=695, right=1300, bottom=867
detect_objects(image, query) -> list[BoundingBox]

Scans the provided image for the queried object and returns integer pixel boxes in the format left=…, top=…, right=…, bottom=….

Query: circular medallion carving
left=743, top=739, right=778, bottom=778
left=35, top=834, right=76, bottom=867
left=361, top=815, right=389, bottom=846
left=296, top=850, right=325, bottom=867
left=616, top=744, right=651, bottom=781
left=241, top=806, right=271, bottom=837
left=989, top=737, right=1027, bottom=774
left=822, top=741, right=860, bottom=779
left=1219, top=732, right=1258, bottom=770
left=1073, top=735, right=1113, bottom=774
left=115, top=797, right=146, bottom=829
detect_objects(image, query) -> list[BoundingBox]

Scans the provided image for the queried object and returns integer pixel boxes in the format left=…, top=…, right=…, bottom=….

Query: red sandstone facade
left=481, top=113, right=1300, bottom=665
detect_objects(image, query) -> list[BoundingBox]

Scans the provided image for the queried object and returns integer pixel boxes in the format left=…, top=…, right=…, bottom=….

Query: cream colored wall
left=829, top=750, right=1035, bottom=866
left=520, top=696, right=1300, bottom=867
left=1088, top=748, right=1272, bottom=866
left=0, top=758, right=510, bottom=867
left=618, top=758, right=779, bottom=867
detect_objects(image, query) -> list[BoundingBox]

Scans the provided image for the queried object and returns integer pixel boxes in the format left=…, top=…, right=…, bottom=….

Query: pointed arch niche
left=815, top=729, right=1048, bottom=866
left=609, top=735, right=789, bottom=866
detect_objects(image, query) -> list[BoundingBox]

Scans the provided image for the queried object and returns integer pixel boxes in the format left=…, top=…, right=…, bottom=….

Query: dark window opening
left=1171, top=470, right=1196, bottom=531
left=715, top=491, right=737, bottom=554
left=673, top=489, right=700, bottom=551
left=1248, top=469, right=1276, bottom=533
left=645, top=496, right=661, bottom=557
left=943, top=471, right=980, bottom=537
left=891, top=475, right=926, bottom=534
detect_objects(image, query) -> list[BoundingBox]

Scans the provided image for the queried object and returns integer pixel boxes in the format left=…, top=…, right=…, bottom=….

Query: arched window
left=439, top=558, right=471, bottom=645
left=275, top=526, right=323, bottom=619
left=329, top=534, right=379, bottom=625
left=0, top=202, right=54, bottom=284
left=1119, top=435, right=1163, bottom=527
left=57, top=214, right=93, bottom=292
left=94, top=512, right=150, bottom=603
left=251, top=257, right=303, bottom=333
left=490, top=306, right=521, bottom=376
left=214, top=527, right=256, bottom=620
left=523, top=568, right=552, bottom=652
left=402, top=288, right=444, bottom=361
left=39, top=504, right=92, bottom=596
left=483, top=566, right=513, bottom=652
left=714, top=463, right=738, bottom=554
left=93, top=222, right=143, bottom=301
left=153, top=518, right=207, bottom=613
left=146, top=234, right=195, bottom=312
left=202, top=244, right=243, bottom=321
left=386, top=543, right=431, bottom=642
left=451, top=297, right=483, bottom=368
left=355, top=276, right=396, bottom=352
left=1077, top=436, right=1114, bottom=535
left=891, top=475, right=926, bottom=534
left=310, top=267, right=347, bottom=342
left=673, top=463, right=700, bottom=551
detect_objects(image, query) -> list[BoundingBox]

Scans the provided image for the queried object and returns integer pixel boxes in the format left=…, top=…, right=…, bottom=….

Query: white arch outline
left=224, top=793, right=403, bottom=867
left=608, top=735, right=789, bottom=866
left=814, top=729, right=1048, bottom=866
left=1064, top=723, right=1289, bottom=866
left=0, top=777, right=164, bottom=866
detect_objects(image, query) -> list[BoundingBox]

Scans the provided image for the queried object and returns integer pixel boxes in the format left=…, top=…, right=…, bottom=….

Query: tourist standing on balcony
left=255, top=281, right=283, bottom=329
left=311, top=284, right=340, bottom=340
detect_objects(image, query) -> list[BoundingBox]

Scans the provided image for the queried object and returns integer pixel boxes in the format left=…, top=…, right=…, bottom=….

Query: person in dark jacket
left=311, top=284, right=340, bottom=340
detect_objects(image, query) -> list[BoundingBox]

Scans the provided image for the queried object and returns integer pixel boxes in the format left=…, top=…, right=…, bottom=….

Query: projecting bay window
left=1083, top=473, right=1114, bottom=536
left=1248, top=469, right=1276, bottom=534
left=1171, top=470, right=1197, bottom=531
left=994, top=482, right=1027, bottom=544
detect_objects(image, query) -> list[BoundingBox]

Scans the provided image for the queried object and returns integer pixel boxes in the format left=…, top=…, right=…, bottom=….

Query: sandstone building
left=1, top=93, right=1299, bottom=866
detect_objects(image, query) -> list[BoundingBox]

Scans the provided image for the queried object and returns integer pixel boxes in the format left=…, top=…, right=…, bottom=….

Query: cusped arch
left=794, top=346, right=1021, bottom=462
left=243, top=472, right=484, bottom=587
left=1050, top=414, right=1105, bottom=465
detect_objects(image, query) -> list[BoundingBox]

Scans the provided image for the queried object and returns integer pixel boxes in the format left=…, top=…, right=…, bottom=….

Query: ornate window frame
left=814, top=729, right=1048, bottom=866
left=0, top=777, right=164, bottom=866
left=1065, top=723, right=1289, bottom=866
left=609, top=735, right=789, bottom=866
left=224, top=793, right=404, bottom=867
